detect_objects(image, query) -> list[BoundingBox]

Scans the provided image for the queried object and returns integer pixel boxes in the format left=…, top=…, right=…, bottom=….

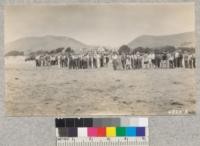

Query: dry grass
left=5, top=57, right=196, bottom=116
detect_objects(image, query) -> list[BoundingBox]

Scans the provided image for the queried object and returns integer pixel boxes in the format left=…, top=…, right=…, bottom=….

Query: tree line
left=5, top=45, right=195, bottom=57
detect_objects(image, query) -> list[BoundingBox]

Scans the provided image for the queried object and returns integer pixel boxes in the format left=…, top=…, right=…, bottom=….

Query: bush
left=118, top=45, right=131, bottom=55
left=5, top=51, right=24, bottom=56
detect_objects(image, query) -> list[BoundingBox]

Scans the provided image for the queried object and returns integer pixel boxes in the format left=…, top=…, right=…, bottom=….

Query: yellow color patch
left=106, top=127, right=116, bottom=137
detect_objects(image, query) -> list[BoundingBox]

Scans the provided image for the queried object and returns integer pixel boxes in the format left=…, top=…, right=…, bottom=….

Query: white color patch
left=78, top=128, right=88, bottom=137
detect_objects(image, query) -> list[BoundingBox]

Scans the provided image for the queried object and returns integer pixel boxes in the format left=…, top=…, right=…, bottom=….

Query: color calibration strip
left=56, top=117, right=149, bottom=146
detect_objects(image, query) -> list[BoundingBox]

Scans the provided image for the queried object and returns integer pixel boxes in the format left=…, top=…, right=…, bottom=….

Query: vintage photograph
left=5, top=3, right=196, bottom=116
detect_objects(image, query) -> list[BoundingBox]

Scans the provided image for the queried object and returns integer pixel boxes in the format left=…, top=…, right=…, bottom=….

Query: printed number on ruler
left=57, top=137, right=149, bottom=146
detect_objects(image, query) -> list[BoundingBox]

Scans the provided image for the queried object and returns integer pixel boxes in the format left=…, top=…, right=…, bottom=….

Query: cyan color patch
left=126, top=127, right=136, bottom=136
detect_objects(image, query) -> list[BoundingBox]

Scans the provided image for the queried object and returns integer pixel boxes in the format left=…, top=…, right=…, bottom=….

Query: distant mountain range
left=5, top=31, right=195, bottom=56
left=5, top=35, right=90, bottom=55
left=128, top=32, right=195, bottom=49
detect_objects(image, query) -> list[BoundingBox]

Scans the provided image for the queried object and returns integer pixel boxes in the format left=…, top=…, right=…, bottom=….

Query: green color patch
left=116, top=127, right=126, bottom=136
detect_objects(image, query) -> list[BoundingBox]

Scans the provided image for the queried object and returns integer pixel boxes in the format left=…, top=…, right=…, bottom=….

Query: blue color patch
left=125, top=127, right=136, bottom=136
left=136, top=127, right=145, bottom=136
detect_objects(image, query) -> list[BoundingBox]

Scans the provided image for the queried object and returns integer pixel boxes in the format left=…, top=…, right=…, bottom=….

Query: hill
left=128, top=32, right=195, bottom=49
left=5, top=35, right=89, bottom=55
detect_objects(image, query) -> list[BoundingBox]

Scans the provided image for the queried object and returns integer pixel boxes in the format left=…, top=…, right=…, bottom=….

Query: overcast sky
left=5, top=3, right=195, bottom=47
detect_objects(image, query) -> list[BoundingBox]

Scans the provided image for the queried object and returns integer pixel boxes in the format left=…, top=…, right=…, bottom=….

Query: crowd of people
left=112, top=51, right=196, bottom=70
left=35, top=53, right=110, bottom=69
left=34, top=50, right=196, bottom=70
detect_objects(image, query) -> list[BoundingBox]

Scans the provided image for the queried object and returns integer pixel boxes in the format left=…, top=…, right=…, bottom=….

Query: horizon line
left=5, top=31, right=195, bottom=47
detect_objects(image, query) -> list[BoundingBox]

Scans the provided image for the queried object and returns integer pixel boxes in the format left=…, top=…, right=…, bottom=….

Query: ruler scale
left=56, top=118, right=149, bottom=146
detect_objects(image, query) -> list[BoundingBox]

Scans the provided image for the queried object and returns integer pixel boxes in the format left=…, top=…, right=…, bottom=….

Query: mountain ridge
left=128, top=31, right=195, bottom=49
left=5, top=35, right=90, bottom=54
left=5, top=31, right=195, bottom=55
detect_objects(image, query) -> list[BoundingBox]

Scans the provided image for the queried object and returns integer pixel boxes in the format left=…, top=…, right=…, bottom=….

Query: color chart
left=56, top=117, right=149, bottom=146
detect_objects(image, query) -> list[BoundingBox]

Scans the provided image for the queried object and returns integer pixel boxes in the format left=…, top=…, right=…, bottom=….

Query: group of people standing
left=112, top=51, right=196, bottom=70
left=34, top=50, right=196, bottom=71
left=35, top=53, right=110, bottom=69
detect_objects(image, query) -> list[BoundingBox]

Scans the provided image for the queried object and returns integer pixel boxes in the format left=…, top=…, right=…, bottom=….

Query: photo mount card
left=4, top=3, right=196, bottom=116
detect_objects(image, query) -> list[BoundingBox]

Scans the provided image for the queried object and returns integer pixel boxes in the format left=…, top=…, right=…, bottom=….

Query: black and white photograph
left=5, top=3, right=196, bottom=116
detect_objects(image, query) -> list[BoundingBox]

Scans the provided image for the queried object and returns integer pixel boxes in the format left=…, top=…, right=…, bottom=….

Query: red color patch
left=97, top=127, right=106, bottom=137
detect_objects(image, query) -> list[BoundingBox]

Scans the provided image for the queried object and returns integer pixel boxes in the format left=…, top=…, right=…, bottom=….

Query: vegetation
left=49, top=47, right=65, bottom=54
left=65, top=47, right=74, bottom=53
left=118, top=45, right=131, bottom=55
left=7, top=45, right=195, bottom=58
left=131, top=45, right=195, bottom=54
left=5, top=51, right=24, bottom=56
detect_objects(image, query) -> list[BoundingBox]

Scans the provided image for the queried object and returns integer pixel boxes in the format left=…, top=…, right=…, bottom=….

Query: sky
left=5, top=3, right=195, bottom=47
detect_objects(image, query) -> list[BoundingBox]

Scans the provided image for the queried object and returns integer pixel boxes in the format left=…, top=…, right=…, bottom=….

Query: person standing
left=112, top=52, right=118, bottom=70
left=105, top=54, right=109, bottom=67
left=96, top=53, right=101, bottom=68
left=168, top=53, right=174, bottom=68
left=85, top=53, right=90, bottom=69
left=174, top=51, right=179, bottom=68
left=64, top=55, right=68, bottom=68
left=143, top=52, right=149, bottom=69
left=179, top=52, right=183, bottom=68
left=183, top=51, right=189, bottom=68
left=93, top=53, right=97, bottom=68
left=100, top=54, right=104, bottom=67
left=192, top=53, right=196, bottom=68
left=130, top=54, right=134, bottom=69
left=134, top=52, right=139, bottom=69
left=57, top=55, right=61, bottom=68
left=121, top=53, right=126, bottom=70
left=126, top=55, right=131, bottom=70
left=35, top=55, right=41, bottom=67
left=150, top=51, right=156, bottom=69
left=161, top=52, right=167, bottom=68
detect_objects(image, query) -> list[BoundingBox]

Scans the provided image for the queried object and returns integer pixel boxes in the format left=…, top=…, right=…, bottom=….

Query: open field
left=5, top=57, right=196, bottom=116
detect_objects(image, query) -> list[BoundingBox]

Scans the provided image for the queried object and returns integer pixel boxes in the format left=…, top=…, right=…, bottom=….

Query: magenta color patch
left=88, top=127, right=97, bottom=137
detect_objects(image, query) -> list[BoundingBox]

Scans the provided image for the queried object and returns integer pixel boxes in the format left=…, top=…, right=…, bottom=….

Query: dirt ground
left=5, top=57, right=196, bottom=116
